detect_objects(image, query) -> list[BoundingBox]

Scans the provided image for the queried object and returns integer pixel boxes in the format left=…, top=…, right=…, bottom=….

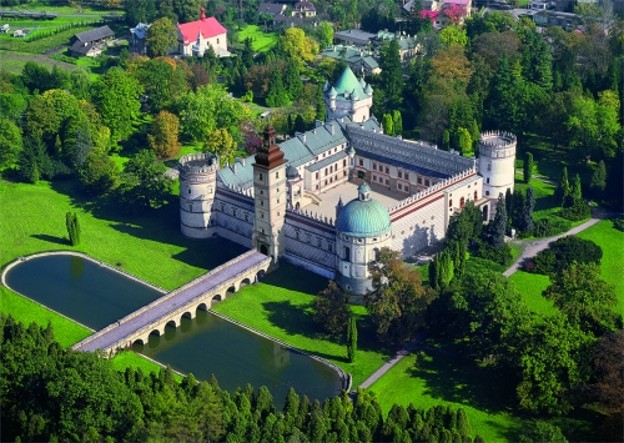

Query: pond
left=3, top=252, right=345, bottom=405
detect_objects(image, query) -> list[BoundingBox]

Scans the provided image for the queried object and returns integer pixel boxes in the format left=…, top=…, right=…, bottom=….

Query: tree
left=428, top=249, right=454, bottom=290
left=544, top=262, right=619, bottom=336
left=312, top=281, right=350, bottom=338
left=282, top=60, right=303, bottom=101
left=118, top=149, right=173, bottom=211
left=146, top=17, right=178, bottom=57
left=590, top=160, right=607, bottom=197
left=91, top=68, right=143, bottom=143
left=124, top=0, right=157, bottom=24
left=516, top=313, right=593, bottom=415
left=439, top=25, right=467, bottom=47
left=555, top=166, right=571, bottom=206
left=378, top=39, right=404, bottom=112
left=456, top=127, right=472, bottom=156
left=133, top=58, right=190, bottom=112
left=65, top=212, right=81, bottom=246
left=487, top=194, right=507, bottom=247
left=530, top=236, right=602, bottom=275
left=79, top=148, right=120, bottom=195
left=518, top=421, right=568, bottom=443
left=382, top=113, right=394, bottom=136
left=148, top=111, right=180, bottom=159
left=366, top=248, right=435, bottom=345
left=0, top=118, right=23, bottom=173
left=523, top=152, right=533, bottom=183
left=265, top=68, right=289, bottom=107
left=204, top=128, right=237, bottom=165
left=316, top=21, right=334, bottom=49
left=519, top=186, right=535, bottom=233
left=392, top=110, right=403, bottom=136
left=346, top=316, right=357, bottom=363
left=278, top=28, right=319, bottom=69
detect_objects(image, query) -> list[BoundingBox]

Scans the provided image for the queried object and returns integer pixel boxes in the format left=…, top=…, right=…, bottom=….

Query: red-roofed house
left=177, top=9, right=228, bottom=57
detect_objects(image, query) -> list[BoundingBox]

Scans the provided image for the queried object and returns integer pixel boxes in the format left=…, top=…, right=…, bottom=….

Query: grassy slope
left=212, top=262, right=392, bottom=386
left=577, top=219, right=624, bottom=313
left=369, top=352, right=523, bottom=442
left=509, top=271, right=556, bottom=316
left=235, top=25, right=278, bottom=53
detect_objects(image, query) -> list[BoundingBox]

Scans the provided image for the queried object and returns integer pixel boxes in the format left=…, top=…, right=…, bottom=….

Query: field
left=235, top=24, right=278, bottom=53
left=508, top=271, right=556, bottom=316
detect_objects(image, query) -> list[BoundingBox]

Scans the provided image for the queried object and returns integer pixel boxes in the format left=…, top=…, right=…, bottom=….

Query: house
left=403, top=0, right=472, bottom=27
left=322, top=45, right=381, bottom=76
left=373, top=30, right=421, bottom=64
left=74, top=25, right=115, bottom=45
left=258, top=3, right=287, bottom=17
left=70, top=40, right=104, bottom=57
left=130, top=22, right=151, bottom=53
left=273, top=14, right=318, bottom=29
left=292, top=0, right=316, bottom=17
left=334, top=29, right=376, bottom=47
left=177, top=8, right=229, bottom=57
left=1, top=24, right=10, bottom=33
left=13, top=29, right=26, bottom=38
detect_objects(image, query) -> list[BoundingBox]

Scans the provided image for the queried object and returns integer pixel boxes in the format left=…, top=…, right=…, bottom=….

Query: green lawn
left=235, top=24, right=278, bottom=53
left=509, top=271, right=556, bottom=316
left=212, top=262, right=393, bottom=386
left=0, top=48, right=79, bottom=74
left=369, top=350, right=525, bottom=442
left=577, top=219, right=624, bottom=313
left=0, top=25, right=94, bottom=53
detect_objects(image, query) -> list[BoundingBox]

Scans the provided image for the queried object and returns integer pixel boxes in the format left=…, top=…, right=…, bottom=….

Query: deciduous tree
left=312, top=281, right=350, bottom=338
left=146, top=17, right=178, bottom=57
left=148, top=110, right=180, bottom=159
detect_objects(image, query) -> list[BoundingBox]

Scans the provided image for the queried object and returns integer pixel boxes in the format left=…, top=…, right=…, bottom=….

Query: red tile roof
left=177, top=17, right=226, bottom=46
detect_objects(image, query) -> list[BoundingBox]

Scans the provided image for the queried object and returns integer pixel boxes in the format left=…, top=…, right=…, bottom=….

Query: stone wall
left=213, top=188, right=254, bottom=248
left=283, top=210, right=336, bottom=276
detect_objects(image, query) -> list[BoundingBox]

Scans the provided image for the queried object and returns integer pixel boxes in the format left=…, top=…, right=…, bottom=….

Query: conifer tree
left=555, top=166, right=571, bottom=206
left=520, top=187, right=535, bottom=233
left=347, top=315, right=358, bottom=363
left=65, top=211, right=80, bottom=246
left=524, top=151, right=533, bottom=183
left=382, top=113, right=394, bottom=136
left=590, top=160, right=607, bottom=197
left=489, top=194, right=507, bottom=247
left=392, top=110, right=403, bottom=136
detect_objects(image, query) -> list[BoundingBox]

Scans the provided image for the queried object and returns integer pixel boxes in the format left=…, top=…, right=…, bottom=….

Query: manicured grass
left=0, top=286, right=91, bottom=348
left=235, top=24, right=278, bottom=53
left=110, top=350, right=167, bottom=375
left=577, top=219, right=624, bottom=313
left=509, top=271, right=556, bottom=316
left=369, top=350, right=525, bottom=442
left=0, top=180, right=244, bottom=291
left=212, top=262, right=393, bottom=386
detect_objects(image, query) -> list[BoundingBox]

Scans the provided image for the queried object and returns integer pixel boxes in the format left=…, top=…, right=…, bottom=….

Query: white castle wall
left=213, top=187, right=254, bottom=248
left=283, top=210, right=336, bottom=275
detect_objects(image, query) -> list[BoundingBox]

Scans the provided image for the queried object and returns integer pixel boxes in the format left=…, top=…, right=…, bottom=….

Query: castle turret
left=253, top=125, right=287, bottom=262
left=324, top=66, right=373, bottom=123
left=478, top=131, right=516, bottom=220
left=179, top=153, right=219, bottom=238
left=286, top=164, right=303, bottom=210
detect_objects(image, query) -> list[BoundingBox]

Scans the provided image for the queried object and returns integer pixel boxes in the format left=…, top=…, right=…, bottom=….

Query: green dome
left=334, top=66, right=367, bottom=100
left=336, top=184, right=391, bottom=237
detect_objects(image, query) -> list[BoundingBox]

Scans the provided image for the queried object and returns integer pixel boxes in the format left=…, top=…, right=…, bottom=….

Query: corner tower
left=253, top=125, right=287, bottom=261
left=478, top=131, right=516, bottom=219
left=179, top=152, right=219, bottom=238
left=324, top=66, right=373, bottom=123
left=335, top=183, right=392, bottom=300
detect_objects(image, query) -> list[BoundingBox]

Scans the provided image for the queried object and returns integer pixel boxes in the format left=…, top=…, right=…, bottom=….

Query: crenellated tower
left=179, top=152, right=219, bottom=238
left=253, top=125, right=287, bottom=261
left=478, top=131, right=517, bottom=220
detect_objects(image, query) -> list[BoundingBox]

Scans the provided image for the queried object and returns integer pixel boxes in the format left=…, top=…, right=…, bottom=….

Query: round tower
left=335, top=183, right=392, bottom=301
left=478, top=131, right=516, bottom=199
left=179, top=152, right=219, bottom=238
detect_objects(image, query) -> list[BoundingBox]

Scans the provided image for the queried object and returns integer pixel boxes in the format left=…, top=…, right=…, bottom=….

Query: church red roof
left=177, top=17, right=226, bottom=46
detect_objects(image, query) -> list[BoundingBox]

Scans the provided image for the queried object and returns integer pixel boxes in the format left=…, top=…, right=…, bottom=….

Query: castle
left=178, top=67, right=516, bottom=296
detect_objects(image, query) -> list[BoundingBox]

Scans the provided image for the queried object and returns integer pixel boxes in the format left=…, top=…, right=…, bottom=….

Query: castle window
left=259, top=173, right=263, bottom=180
left=417, top=177, right=422, bottom=184
left=474, top=191, right=478, bottom=200
left=486, top=178, right=490, bottom=184
left=486, top=191, right=490, bottom=196
left=460, top=197, right=465, bottom=208
left=449, top=199, right=452, bottom=207
left=425, top=179, right=430, bottom=186
left=359, top=159, right=363, bottom=166
left=385, top=179, right=389, bottom=185
left=398, top=171, right=403, bottom=179
left=344, top=171, right=347, bottom=177
left=385, top=167, right=389, bottom=174
left=373, top=163, right=377, bottom=171
left=276, top=172, right=279, bottom=179
left=343, top=159, right=347, bottom=167
left=188, top=188, right=192, bottom=194
left=343, top=246, right=350, bottom=261
left=398, top=184, right=402, bottom=190
left=405, top=173, right=409, bottom=180
left=487, top=162, right=492, bottom=171
left=316, top=172, right=319, bottom=179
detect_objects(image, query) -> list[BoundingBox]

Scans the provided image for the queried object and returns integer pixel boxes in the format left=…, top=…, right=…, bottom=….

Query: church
left=178, top=66, right=516, bottom=296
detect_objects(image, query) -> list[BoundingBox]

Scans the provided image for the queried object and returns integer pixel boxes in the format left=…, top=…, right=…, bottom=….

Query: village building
left=70, top=25, right=115, bottom=57
left=129, top=22, right=151, bottom=54
left=177, top=8, right=229, bottom=57
left=178, top=66, right=516, bottom=297
left=322, top=45, right=381, bottom=76
left=292, top=0, right=317, bottom=17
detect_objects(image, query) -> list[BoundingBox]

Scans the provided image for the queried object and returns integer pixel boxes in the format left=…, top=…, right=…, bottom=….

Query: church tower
left=253, top=125, right=287, bottom=262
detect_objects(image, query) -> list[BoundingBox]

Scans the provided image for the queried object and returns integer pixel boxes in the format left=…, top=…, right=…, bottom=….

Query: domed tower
left=286, top=164, right=303, bottom=210
left=335, top=183, right=392, bottom=300
left=179, top=152, right=219, bottom=238
left=324, top=66, right=373, bottom=123
left=478, top=131, right=516, bottom=219
left=253, top=125, right=287, bottom=262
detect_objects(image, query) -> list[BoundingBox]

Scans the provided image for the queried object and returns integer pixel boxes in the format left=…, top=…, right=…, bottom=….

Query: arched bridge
left=72, top=250, right=271, bottom=356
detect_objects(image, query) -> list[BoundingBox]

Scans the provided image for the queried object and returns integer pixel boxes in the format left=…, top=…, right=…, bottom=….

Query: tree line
left=0, top=314, right=483, bottom=442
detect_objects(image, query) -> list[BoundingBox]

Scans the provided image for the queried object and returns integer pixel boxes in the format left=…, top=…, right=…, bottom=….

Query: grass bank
left=508, top=271, right=555, bottom=316
left=235, top=24, right=278, bottom=53
left=212, top=262, right=393, bottom=386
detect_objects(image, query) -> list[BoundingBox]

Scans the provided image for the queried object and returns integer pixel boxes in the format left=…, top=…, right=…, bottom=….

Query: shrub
left=613, top=217, right=624, bottom=232
left=559, top=201, right=591, bottom=221
left=529, top=236, right=602, bottom=274
left=471, top=240, right=512, bottom=266
left=532, top=217, right=571, bottom=238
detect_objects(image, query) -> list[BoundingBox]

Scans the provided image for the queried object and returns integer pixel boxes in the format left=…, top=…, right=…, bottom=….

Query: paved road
left=503, top=209, right=609, bottom=277
left=74, top=251, right=269, bottom=352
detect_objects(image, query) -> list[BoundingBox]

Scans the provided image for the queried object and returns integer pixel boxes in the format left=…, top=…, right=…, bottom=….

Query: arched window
left=343, top=246, right=350, bottom=261
left=460, top=197, right=465, bottom=208
left=474, top=191, right=478, bottom=200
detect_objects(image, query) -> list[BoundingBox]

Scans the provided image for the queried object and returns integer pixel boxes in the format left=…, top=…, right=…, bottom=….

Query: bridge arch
left=212, top=294, right=223, bottom=304
left=239, top=277, right=251, bottom=288
left=196, top=302, right=208, bottom=313
left=166, top=319, right=178, bottom=329
left=227, top=284, right=237, bottom=294
left=256, top=269, right=266, bottom=281
left=181, top=311, right=193, bottom=322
